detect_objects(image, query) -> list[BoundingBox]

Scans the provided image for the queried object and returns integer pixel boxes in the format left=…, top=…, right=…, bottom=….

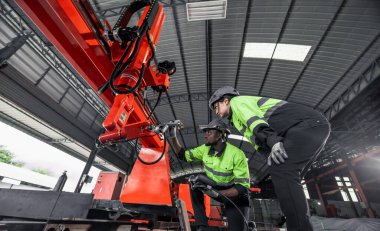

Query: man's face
left=214, top=98, right=230, bottom=118
left=204, top=129, right=222, bottom=146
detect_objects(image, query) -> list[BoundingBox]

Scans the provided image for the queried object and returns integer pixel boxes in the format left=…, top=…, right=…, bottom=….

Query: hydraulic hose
left=217, top=192, right=257, bottom=231
left=108, top=23, right=149, bottom=94
left=134, top=133, right=167, bottom=165
left=147, top=90, right=162, bottom=120
left=99, top=19, right=153, bottom=95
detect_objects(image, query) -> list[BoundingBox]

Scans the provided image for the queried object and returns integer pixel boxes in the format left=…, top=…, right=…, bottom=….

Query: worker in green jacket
left=168, top=118, right=250, bottom=231
left=209, top=86, right=331, bottom=231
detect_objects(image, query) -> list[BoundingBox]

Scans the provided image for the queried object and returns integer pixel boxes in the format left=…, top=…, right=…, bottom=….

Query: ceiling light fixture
left=186, top=0, right=227, bottom=21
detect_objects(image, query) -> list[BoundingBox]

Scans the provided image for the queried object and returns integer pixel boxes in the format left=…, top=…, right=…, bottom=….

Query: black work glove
left=267, top=142, right=288, bottom=166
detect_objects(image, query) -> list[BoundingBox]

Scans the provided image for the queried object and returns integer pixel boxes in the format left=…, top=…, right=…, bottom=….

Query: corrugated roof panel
left=152, top=104, right=174, bottom=123
left=60, top=88, right=85, bottom=117
left=0, top=97, right=64, bottom=139
left=0, top=20, right=17, bottom=44
left=91, top=114, right=104, bottom=133
left=288, top=0, right=380, bottom=108
left=37, top=69, right=69, bottom=104
left=237, top=62, right=269, bottom=95
left=209, top=0, right=248, bottom=90
left=77, top=103, right=97, bottom=128
left=7, top=45, right=49, bottom=84
left=319, top=39, right=380, bottom=109
left=171, top=102, right=194, bottom=130
left=156, top=7, right=188, bottom=96
left=192, top=101, right=208, bottom=126
left=181, top=134, right=197, bottom=149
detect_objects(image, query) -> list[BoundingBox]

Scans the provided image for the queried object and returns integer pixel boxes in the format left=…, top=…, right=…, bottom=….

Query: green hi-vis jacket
left=185, top=143, right=250, bottom=189
left=229, top=96, right=287, bottom=151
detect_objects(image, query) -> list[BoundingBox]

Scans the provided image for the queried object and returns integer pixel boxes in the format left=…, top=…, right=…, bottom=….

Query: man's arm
left=168, top=121, right=205, bottom=162
left=168, top=124, right=186, bottom=160
left=231, top=98, right=287, bottom=165
left=171, top=135, right=182, bottom=154
left=219, top=187, right=239, bottom=197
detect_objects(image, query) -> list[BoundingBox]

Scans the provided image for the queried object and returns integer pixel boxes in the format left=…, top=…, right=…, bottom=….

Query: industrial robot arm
left=97, top=0, right=176, bottom=146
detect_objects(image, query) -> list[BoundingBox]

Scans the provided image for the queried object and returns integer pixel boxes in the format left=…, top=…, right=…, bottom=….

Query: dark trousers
left=269, top=116, right=330, bottom=231
left=190, top=187, right=250, bottom=231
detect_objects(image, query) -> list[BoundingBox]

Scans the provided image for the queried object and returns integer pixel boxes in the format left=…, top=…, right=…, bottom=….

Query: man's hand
left=167, top=124, right=177, bottom=139
left=167, top=120, right=184, bottom=139
left=189, top=175, right=220, bottom=200
left=267, top=142, right=288, bottom=166
left=202, top=185, right=220, bottom=200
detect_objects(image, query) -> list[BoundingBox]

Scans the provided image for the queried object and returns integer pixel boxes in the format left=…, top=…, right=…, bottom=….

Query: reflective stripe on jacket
left=185, top=142, right=250, bottom=189
left=230, top=96, right=287, bottom=151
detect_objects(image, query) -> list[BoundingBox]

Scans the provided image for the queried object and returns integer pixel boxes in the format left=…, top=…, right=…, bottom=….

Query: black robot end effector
left=157, top=60, right=176, bottom=75
left=104, top=26, right=139, bottom=44
left=149, top=120, right=181, bottom=134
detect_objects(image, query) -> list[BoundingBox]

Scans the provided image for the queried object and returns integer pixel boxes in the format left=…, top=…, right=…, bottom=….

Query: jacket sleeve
left=176, top=148, right=186, bottom=161
left=231, top=97, right=282, bottom=150
left=230, top=98, right=268, bottom=133
left=254, top=125, right=284, bottom=151
left=184, top=145, right=205, bottom=162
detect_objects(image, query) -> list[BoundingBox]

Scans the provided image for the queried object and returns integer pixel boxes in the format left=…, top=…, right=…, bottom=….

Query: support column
left=340, top=173, right=360, bottom=217
left=313, top=176, right=327, bottom=215
left=75, top=144, right=100, bottom=193
left=348, top=165, right=375, bottom=218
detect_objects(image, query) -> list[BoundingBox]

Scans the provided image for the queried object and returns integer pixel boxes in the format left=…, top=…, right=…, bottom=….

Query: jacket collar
left=209, top=142, right=227, bottom=157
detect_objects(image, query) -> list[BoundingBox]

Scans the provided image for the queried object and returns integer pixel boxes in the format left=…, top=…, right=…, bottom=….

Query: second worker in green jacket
left=209, top=86, right=331, bottom=231
left=168, top=118, right=250, bottom=231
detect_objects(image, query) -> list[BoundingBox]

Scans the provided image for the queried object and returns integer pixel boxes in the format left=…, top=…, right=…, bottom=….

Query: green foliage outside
left=31, top=167, right=54, bottom=176
left=1, top=145, right=54, bottom=176
left=0, top=145, right=25, bottom=167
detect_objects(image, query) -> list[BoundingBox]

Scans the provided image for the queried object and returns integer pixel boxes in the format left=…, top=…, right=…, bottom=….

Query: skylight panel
left=273, top=44, right=311, bottom=61
left=243, top=43, right=276, bottom=59
left=244, top=42, right=311, bottom=62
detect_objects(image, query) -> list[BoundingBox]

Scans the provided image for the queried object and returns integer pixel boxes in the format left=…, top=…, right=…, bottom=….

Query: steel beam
left=147, top=92, right=208, bottom=107
left=0, top=31, right=32, bottom=67
left=258, top=0, right=294, bottom=95
left=172, top=2, right=199, bottom=146
left=234, top=0, right=253, bottom=89
left=324, top=56, right=380, bottom=120
left=346, top=157, right=375, bottom=218
left=206, top=20, right=211, bottom=123
left=313, top=176, right=327, bottom=214
left=361, top=177, right=380, bottom=186
left=75, top=145, right=99, bottom=193
left=286, top=0, right=346, bottom=100
left=305, top=147, right=380, bottom=184
left=93, top=1, right=185, bottom=19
